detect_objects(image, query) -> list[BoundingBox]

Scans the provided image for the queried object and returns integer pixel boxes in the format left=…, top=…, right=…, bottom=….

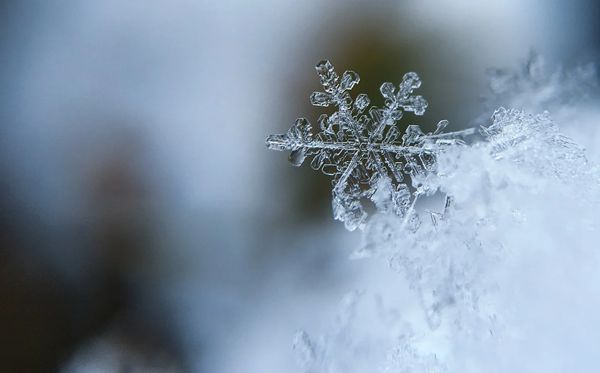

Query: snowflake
left=266, top=60, right=474, bottom=230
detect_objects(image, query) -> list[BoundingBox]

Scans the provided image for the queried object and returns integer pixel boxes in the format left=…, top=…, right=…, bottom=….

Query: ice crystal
left=481, top=107, right=587, bottom=176
left=266, top=60, right=474, bottom=230
left=479, top=52, right=600, bottom=162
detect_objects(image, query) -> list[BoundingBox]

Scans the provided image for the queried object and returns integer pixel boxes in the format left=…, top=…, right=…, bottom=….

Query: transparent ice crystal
left=266, top=60, right=474, bottom=230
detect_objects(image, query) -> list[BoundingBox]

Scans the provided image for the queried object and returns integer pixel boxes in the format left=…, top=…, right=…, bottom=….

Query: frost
left=481, top=107, right=587, bottom=178
left=266, top=60, right=474, bottom=230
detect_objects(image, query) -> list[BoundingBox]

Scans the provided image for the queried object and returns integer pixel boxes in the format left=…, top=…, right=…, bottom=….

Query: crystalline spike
left=339, top=70, right=360, bottom=92
left=354, top=93, right=370, bottom=111
left=310, top=91, right=332, bottom=107
left=369, top=106, right=383, bottom=124
left=393, top=184, right=411, bottom=212
left=265, top=133, right=290, bottom=151
left=383, top=126, right=400, bottom=144
left=266, top=60, right=474, bottom=229
left=318, top=113, right=331, bottom=133
left=408, top=95, right=428, bottom=115
left=315, top=59, right=334, bottom=76
left=380, top=82, right=396, bottom=100
left=403, top=125, right=425, bottom=145
left=400, top=71, right=422, bottom=92
left=339, top=91, right=353, bottom=108
left=435, top=119, right=449, bottom=134
left=315, top=59, right=338, bottom=90
left=310, top=149, right=328, bottom=171
left=392, top=109, right=406, bottom=121
left=333, top=191, right=367, bottom=231
left=288, top=117, right=313, bottom=143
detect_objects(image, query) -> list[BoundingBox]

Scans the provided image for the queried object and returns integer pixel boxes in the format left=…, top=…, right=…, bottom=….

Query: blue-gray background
left=0, top=1, right=598, bottom=371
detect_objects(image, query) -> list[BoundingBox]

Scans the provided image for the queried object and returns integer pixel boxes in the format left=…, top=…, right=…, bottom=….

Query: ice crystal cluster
left=267, top=59, right=600, bottom=372
left=480, top=52, right=600, bottom=162
left=266, top=60, right=473, bottom=231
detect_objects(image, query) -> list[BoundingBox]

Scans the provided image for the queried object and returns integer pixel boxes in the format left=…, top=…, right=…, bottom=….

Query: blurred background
left=0, top=1, right=598, bottom=371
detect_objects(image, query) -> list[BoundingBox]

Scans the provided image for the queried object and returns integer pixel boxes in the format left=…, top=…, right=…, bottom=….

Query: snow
left=269, top=59, right=600, bottom=372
